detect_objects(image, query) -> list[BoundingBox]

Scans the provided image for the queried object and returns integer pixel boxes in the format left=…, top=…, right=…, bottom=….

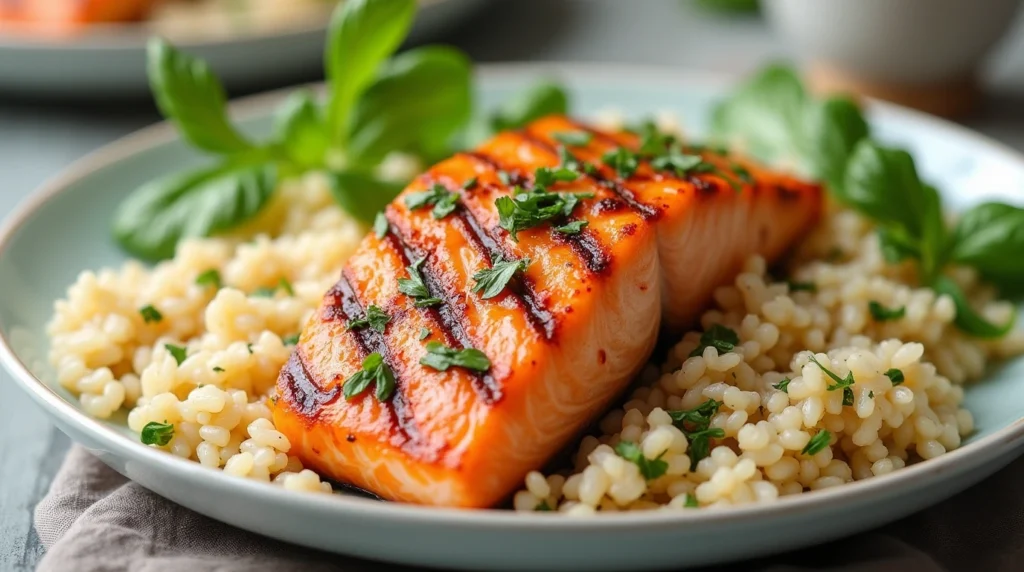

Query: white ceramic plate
left=0, top=0, right=487, bottom=96
left=2, top=64, right=1024, bottom=571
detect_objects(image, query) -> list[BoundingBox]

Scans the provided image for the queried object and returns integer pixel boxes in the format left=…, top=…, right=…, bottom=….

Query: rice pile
left=512, top=206, right=1024, bottom=514
left=47, top=174, right=365, bottom=492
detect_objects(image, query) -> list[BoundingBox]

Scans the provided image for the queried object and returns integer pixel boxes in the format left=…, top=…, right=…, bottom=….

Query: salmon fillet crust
left=273, top=115, right=822, bottom=508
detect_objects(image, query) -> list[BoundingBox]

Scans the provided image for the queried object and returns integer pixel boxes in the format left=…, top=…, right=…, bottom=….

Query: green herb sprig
left=689, top=324, right=740, bottom=358
left=343, top=352, right=396, bottom=402
left=141, top=421, right=175, bottom=446
left=472, top=254, right=530, bottom=299
left=614, top=441, right=668, bottom=480
left=667, top=399, right=725, bottom=470
left=419, top=341, right=491, bottom=372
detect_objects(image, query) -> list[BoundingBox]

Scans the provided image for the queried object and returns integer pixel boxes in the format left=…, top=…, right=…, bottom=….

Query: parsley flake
left=495, top=187, right=594, bottom=241
left=212, top=366, right=225, bottom=373
left=650, top=150, right=706, bottom=177
left=869, top=301, right=906, bottom=321
left=346, top=304, right=391, bottom=333
left=164, top=344, right=187, bottom=366
left=601, top=147, right=639, bottom=179
left=404, top=183, right=460, bottom=220
left=536, top=500, right=553, bottom=512
left=373, top=211, right=388, bottom=239
left=398, top=258, right=442, bottom=308
left=684, top=494, right=699, bottom=508
left=139, top=305, right=163, bottom=324
left=802, top=430, right=832, bottom=456
left=534, top=165, right=579, bottom=187
left=419, top=341, right=491, bottom=372
left=472, top=255, right=530, bottom=299
left=885, top=368, right=905, bottom=386
left=689, top=324, right=740, bottom=357
left=773, top=377, right=792, bottom=392
left=809, top=355, right=855, bottom=407
left=462, top=177, right=478, bottom=190
left=614, top=441, right=669, bottom=480
left=141, top=421, right=174, bottom=446
left=788, top=281, right=817, bottom=293
left=195, top=269, right=222, bottom=289
left=553, top=130, right=593, bottom=146
left=667, top=399, right=725, bottom=469
left=282, top=333, right=300, bottom=346
left=418, top=327, right=431, bottom=340
left=342, top=352, right=396, bottom=402
left=554, top=220, right=588, bottom=235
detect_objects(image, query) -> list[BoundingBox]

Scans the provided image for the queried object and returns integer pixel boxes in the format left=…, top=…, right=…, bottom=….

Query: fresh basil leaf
left=491, top=81, right=569, bottom=132
left=950, top=202, right=1024, bottom=295
left=878, top=227, right=921, bottom=264
left=325, top=0, right=416, bottom=141
left=840, top=141, right=929, bottom=238
left=346, top=46, right=472, bottom=166
left=711, top=64, right=807, bottom=165
left=147, top=38, right=253, bottom=155
left=327, top=170, right=404, bottom=224
left=113, top=162, right=276, bottom=261
left=932, top=276, right=1016, bottom=339
left=800, top=96, right=869, bottom=189
left=918, top=183, right=949, bottom=282
left=272, top=90, right=331, bottom=169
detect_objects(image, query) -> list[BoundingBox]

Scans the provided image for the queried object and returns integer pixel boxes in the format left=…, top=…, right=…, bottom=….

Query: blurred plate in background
left=0, top=0, right=487, bottom=97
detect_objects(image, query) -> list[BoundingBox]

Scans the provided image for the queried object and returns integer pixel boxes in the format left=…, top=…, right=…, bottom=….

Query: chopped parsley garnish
left=554, top=220, right=588, bottom=235
left=398, top=257, right=442, bottom=308
left=246, top=343, right=254, bottom=354
left=553, top=130, right=594, bottom=146
left=404, top=183, right=460, bottom=219
left=687, top=142, right=729, bottom=156
left=601, top=147, right=639, bottom=178
left=667, top=399, right=725, bottom=469
left=869, top=301, right=906, bottom=321
left=139, top=305, right=163, bottom=324
left=772, top=377, right=792, bottom=392
left=373, top=211, right=388, bottom=239
left=788, top=281, right=817, bottom=293
left=278, top=277, right=295, bottom=297
left=164, top=344, right=187, bottom=366
left=282, top=333, right=300, bottom=346
left=650, top=150, right=706, bottom=177
left=342, top=352, right=395, bottom=402
left=212, top=366, right=225, bottom=373
left=418, top=327, right=431, bottom=340
left=462, top=177, right=478, bottom=190
left=472, top=255, right=530, bottom=299
left=497, top=170, right=512, bottom=186
left=252, top=277, right=294, bottom=298
left=633, top=120, right=676, bottom=157
left=419, top=341, right=491, bottom=372
left=346, top=304, right=391, bottom=333
left=533, top=165, right=579, bottom=187
left=684, top=494, right=699, bottom=508
left=614, top=441, right=668, bottom=480
left=802, top=430, right=832, bottom=456
left=689, top=324, right=740, bottom=357
left=810, top=355, right=855, bottom=407
left=495, top=187, right=594, bottom=241
left=869, top=390, right=875, bottom=399
left=141, top=421, right=174, bottom=446
left=535, top=500, right=553, bottom=511
left=195, top=269, right=222, bottom=289
left=885, top=368, right=905, bottom=386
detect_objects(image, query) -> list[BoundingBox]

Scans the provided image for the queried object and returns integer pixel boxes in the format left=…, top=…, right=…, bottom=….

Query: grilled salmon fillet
left=273, top=115, right=822, bottom=508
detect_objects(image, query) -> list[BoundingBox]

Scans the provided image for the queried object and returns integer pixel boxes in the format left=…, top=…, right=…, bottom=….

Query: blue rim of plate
left=1, top=62, right=1023, bottom=531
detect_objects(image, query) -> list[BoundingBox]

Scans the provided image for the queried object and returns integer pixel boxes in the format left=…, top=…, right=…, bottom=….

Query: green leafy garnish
left=252, top=278, right=294, bottom=298
left=932, top=276, right=1015, bottom=339
left=802, top=430, right=832, bottom=456
left=196, top=269, right=222, bottom=289
left=472, top=255, right=530, bottom=299
left=885, top=368, right=905, bottom=386
left=601, top=147, right=640, bottom=179
left=418, top=327, right=431, bottom=340
left=868, top=301, right=906, bottom=322
left=346, top=304, right=391, bottom=333
left=139, top=305, right=163, bottom=324
left=419, top=341, right=491, bottom=372
left=404, top=183, right=460, bottom=219
left=535, top=500, right=553, bottom=512
left=650, top=149, right=706, bottom=177
left=688, top=324, right=739, bottom=357
left=809, top=355, right=854, bottom=407
left=950, top=202, right=1024, bottom=297
left=788, top=281, right=816, bottom=293
left=141, top=421, right=175, bottom=446
left=343, top=352, right=396, bottom=401
left=553, top=220, right=588, bottom=235
left=684, top=494, right=699, bottom=508
left=533, top=165, right=579, bottom=187
left=495, top=187, right=595, bottom=241
left=213, top=366, right=225, bottom=373
left=398, top=257, right=442, bottom=308
left=282, top=334, right=300, bottom=346
left=772, top=377, right=791, bottom=392
left=165, top=344, right=187, bottom=366
left=667, top=399, right=724, bottom=469
left=462, top=177, right=478, bottom=190
left=614, top=441, right=668, bottom=480
left=553, top=130, right=593, bottom=147
left=373, top=211, right=389, bottom=239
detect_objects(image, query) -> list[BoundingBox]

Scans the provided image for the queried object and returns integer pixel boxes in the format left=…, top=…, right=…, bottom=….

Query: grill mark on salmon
left=520, top=128, right=660, bottom=220
left=280, top=352, right=339, bottom=420
left=382, top=219, right=504, bottom=405
left=462, top=144, right=614, bottom=274
left=332, top=272, right=422, bottom=447
left=443, top=193, right=557, bottom=339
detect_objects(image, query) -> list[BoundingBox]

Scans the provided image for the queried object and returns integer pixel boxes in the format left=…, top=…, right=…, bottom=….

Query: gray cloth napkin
left=34, top=446, right=1024, bottom=572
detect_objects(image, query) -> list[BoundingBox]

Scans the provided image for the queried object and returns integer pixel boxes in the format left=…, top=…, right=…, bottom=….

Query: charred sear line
left=383, top=222, right=504, bottom=404
left=281, top=351, right=340, bottom=419
left=448, top=204, right=557, bottom=339
left=334, top=271, right=422, bottom=447
left=776, top=185, right=803, bottom=202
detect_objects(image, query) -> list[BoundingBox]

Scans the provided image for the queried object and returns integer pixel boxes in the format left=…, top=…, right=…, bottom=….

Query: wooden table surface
left=4, top=1, right=1024, bottom=569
